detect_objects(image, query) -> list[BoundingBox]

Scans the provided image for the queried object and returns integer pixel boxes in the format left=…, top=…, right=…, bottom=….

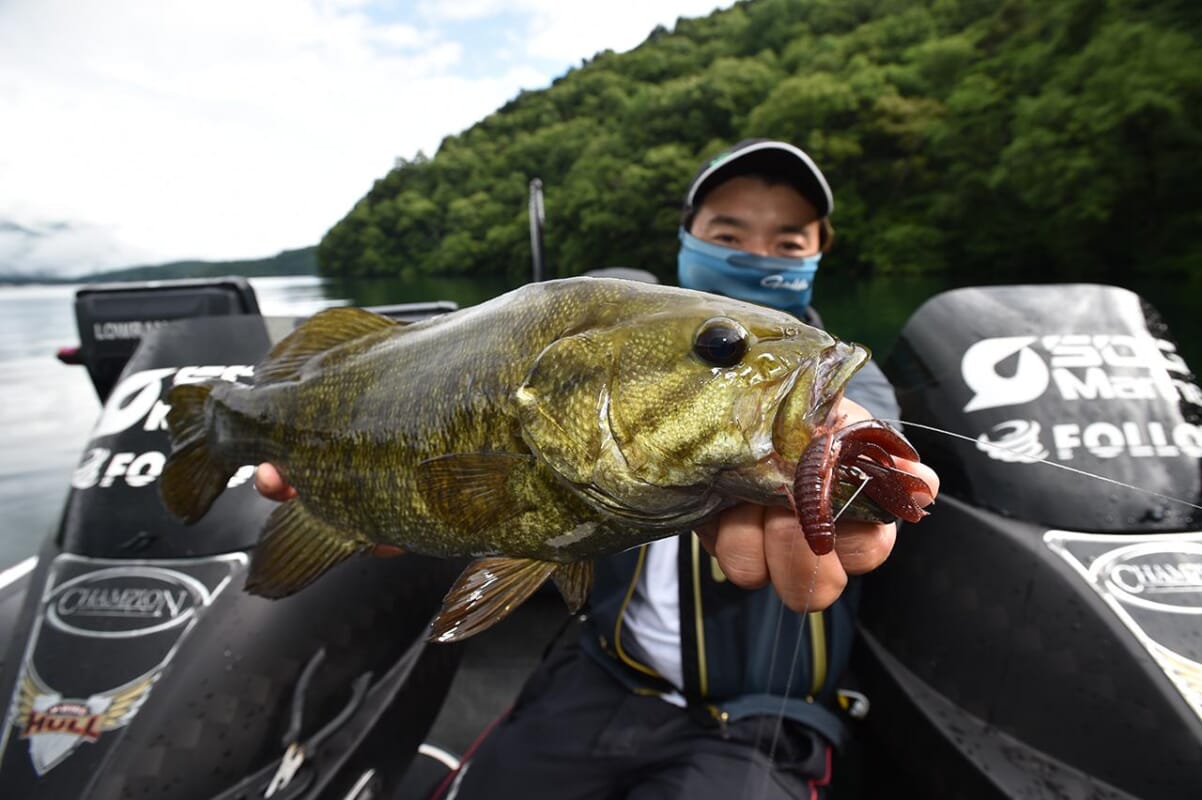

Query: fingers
left=835, top=397, right=872, bottom=425
left=762, top=507, right=845, bottom=610
left=700, top=403, right=944, bottom=612
left=254, top=463, right=298, bottom=502
left=706, top=505, right=769, bottom=590
left=706, top=505, right=854, bottom=611
left=831, top=519, right=896, bottom=576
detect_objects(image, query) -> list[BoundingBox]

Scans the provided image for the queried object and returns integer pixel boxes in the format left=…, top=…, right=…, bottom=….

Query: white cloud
left=0, top=221, right=153, bottom=276
left=0, top=0, right=727, bottom=276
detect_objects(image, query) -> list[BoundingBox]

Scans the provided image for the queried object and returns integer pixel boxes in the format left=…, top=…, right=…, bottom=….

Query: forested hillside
left=318, top=0, right=1202, bottom=284
left=84, top=247, right=317, bottom=283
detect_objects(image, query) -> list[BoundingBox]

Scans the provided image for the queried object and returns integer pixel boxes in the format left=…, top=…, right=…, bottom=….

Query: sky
left=0, top=0, right=728, bottom=276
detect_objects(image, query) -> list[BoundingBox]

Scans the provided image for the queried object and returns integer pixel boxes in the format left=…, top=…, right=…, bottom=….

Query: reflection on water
left=322, top=274, right=514, bottom=311
left=247, top=274, right=516, bottom=317
left=0, top=272, right=1197, bottom=572
left=251, top=275, right=344, bottom=317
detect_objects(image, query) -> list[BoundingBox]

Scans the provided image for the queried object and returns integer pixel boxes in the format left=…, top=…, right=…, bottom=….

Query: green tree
left=314, top=0, right=1202, bottom=284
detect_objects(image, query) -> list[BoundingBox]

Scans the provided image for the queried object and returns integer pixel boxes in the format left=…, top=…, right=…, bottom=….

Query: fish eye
left=693, top=318, right=748, bottom=368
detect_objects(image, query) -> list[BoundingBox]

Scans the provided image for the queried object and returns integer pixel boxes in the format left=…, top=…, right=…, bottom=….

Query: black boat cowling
left=854, top=283, right=1202, bottom=799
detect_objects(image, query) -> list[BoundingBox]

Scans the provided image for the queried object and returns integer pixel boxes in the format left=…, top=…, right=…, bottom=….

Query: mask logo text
left=760, top=274, right=811, bottom=292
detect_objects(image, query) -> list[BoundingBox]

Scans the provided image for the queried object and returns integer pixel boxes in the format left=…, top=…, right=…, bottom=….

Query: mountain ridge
left=0, top=245, right=317, bottom=285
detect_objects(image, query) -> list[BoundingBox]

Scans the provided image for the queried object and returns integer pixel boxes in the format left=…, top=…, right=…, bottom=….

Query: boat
left=0, top=275, right=1198, bottom=799
left=852, top=283, right=1202, bottom=799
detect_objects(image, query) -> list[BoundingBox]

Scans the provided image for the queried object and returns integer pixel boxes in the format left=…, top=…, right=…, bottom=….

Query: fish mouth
left=772, top=341, right=870, bottom=464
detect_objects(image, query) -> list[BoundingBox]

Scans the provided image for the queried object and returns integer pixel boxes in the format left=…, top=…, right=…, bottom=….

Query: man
left=256, top=139, right=938, bottom=798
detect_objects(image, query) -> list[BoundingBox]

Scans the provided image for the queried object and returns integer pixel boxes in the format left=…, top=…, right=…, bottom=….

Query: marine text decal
left=72, top=366, right=256, bottom=491
left=961, top=334, right=1200, bottom=413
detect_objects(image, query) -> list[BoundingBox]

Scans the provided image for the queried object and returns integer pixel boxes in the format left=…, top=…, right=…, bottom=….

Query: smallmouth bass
left=160, top=277, right=869, bottom=641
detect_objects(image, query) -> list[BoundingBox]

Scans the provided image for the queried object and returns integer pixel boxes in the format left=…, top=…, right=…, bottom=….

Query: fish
left=159, top=276, right=884, bottom=642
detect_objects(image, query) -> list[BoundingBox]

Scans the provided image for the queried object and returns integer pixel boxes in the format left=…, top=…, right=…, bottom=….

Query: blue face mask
left=676, top=229, right=821, bottom=316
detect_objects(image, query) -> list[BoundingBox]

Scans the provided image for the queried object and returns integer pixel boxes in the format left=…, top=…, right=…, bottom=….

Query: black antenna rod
left=529, top=178, right=546, bottom=282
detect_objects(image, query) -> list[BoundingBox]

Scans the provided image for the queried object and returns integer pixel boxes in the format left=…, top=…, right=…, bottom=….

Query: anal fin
left=429, top=557, right=596, bottom=643
left=430, top=557, right=555, bottom=643
left=246, top=500, right=371, bottom=598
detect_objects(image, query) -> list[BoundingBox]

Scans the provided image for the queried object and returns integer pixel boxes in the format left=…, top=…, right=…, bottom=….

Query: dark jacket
left=581, top=307, right=899, bottom=749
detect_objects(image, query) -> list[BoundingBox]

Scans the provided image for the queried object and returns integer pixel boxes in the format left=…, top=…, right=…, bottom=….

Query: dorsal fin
left=256, top=307, right=399, bottom=384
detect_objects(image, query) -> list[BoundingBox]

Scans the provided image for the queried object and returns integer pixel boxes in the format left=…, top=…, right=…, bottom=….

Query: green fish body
left=160, top=276, right=867, bottom=641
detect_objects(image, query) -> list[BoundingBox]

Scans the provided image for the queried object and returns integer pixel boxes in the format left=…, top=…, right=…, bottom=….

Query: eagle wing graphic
left=1150, top=642, right=1202, bottom=713
left=99, top=671, right=159, bottom=731
left=12, top=665, right=56, bottom=729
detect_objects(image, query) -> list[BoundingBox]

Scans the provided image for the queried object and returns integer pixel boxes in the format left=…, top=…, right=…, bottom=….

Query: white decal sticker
left=962, top=337, right=1046, bottom=412
left=92, top=319, right=171, bottom=341
left=92, top=368, right=177, bottom=437
left=46, top=566, right=209, bottom=638
left=0, top=554, right=247, bottom=774
left=14, top=664, right=160, bottom=775
left=961, top=334, right=1199, bottom=412
left=90, top=366, right=255, bottom=439
left=972, top=419, right=1202, bottom=463
left=975, top=419, right=1049, bottom=462
left=1093, top=542, right=1202, bottom=614
left=1051, top=421, right=1202, bottom=461
left=72, top=450, right=256, bottom=491
left=72, top=447, right=111, bottom=489
left=1046, top=532, right=1202, bottom=722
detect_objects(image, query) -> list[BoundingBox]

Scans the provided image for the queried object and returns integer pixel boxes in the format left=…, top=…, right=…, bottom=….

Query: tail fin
left=160, top=383, right=234, bottom=524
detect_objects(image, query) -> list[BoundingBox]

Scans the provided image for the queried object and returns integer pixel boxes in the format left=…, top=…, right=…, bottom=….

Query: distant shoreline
left=0, top=244, right=318, bottom=286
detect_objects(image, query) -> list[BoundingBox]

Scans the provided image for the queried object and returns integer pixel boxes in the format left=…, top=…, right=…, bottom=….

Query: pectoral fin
left=415, top=453, right=536, bottom=533
left=245, top=499, right=371, bottom=598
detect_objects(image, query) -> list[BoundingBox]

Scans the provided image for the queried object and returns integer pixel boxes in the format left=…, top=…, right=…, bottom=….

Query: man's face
left=690, top=176, right=822, bottom=258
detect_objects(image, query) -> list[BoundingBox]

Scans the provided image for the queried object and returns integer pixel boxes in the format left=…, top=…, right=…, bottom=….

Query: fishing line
left=749, top=477, right=870, bottom=800
left=761, top=478, right=869, bottom=760
left=886, top=419, right=1202, bottom=512
left=746, top=491, right=810, bottom=800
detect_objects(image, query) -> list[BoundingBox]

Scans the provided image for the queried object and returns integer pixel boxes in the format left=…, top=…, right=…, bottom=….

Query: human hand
left=694, top=398, right=939, bottom=612
left=255, top=463, right=297, bottom=501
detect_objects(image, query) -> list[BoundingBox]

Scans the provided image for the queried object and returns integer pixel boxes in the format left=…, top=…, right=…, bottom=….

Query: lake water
left=0, top=272, right=1198, bottom=572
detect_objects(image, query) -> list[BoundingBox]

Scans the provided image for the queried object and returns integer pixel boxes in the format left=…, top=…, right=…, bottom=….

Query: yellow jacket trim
left=613, top=546, right=661, bottom=678
left=808, top=610, right=827, bottom=696
left=691, top=533, right=709, bottom=697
